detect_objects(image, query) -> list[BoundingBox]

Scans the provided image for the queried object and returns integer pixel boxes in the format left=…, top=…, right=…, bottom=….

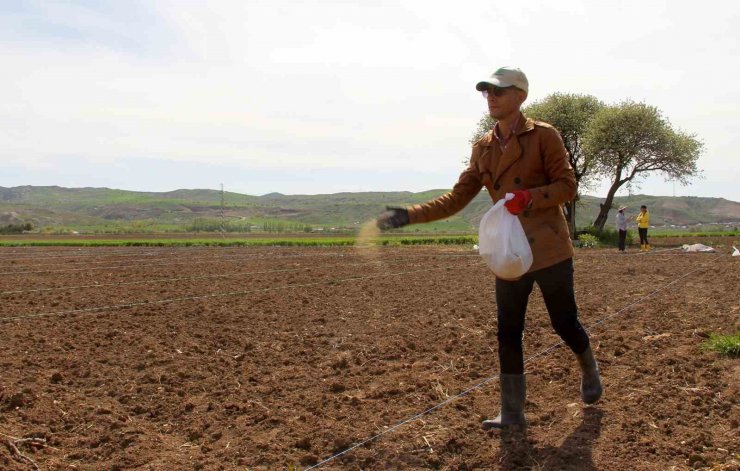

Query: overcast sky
left=1, top=0, right=739, bottom=201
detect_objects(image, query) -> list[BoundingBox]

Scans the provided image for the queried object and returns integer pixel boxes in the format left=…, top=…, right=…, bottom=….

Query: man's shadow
left=497, top=407, right=603, bottom=470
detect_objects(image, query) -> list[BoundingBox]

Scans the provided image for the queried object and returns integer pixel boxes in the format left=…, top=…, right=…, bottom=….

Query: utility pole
left=220, top=183, right=225, bottom=239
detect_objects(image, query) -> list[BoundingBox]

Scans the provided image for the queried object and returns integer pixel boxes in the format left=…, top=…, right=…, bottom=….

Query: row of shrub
left=0, top=223, right=34, bottom=234
left=577, top=227, right=635, bottom=248
left=381, top=236, right=476, bottom=246
left=186, top=218, right=317, bottom=233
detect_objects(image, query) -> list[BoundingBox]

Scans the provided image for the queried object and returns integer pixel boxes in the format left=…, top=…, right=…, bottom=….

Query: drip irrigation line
left=303, top=250, right=729, bottom=470
left=2, top=244, right=474, bottom=268
left=632, top=247, right=684, bottom=255
left=0, top=251, right=357, bottom=276
left=0, top=243, right=359, bottom=261
left=0, top=247, right=199, bottom=260
left=2, top=253, right=203, bottom=269
left=0, top=243, right=688, bottom=267
left=0, top=244, right=302, bottom=261
left=0, top=267, right=315, bottom=295
left=575, top=246, right=683, bottom=257
left=0, top=265, right=468, bottom=323
left=0, top=257, right=452, bottom=295
left=0, top=249, right=178, bottom=262
left=1, top=246, right=691, bottom=276
left=0, top=248, right=491, bottom=277
left=0, top=248, right=433, bottom=264
left=0, top=247, right=703, bottom=298
left=0, top=249, right=701, bottom=297
left=0, top=243, right=354, bottom=256
left=0, top=247, right=372, bottom=270
left=0, top=249, right=666, bottom=271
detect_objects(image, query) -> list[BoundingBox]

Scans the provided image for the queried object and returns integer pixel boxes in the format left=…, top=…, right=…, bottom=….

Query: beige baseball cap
left=476, top=66, right=529, bottom=93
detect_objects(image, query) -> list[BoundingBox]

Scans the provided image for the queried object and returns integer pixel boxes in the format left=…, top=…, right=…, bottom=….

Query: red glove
left=504, top=190, right=532, bottom=215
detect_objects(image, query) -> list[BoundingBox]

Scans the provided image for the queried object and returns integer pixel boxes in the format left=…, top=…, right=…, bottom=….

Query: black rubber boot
left=482, top=374, right=526, bottom=430
left=576, top=346, right=603, bottom=404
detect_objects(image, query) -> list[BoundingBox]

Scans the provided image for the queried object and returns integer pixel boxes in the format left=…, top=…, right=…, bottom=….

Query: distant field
left=4, top=186, right=739, bottom=235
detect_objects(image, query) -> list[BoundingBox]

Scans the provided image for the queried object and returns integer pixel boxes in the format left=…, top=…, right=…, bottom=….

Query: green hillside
left=1, top=186, right=738, bottom=234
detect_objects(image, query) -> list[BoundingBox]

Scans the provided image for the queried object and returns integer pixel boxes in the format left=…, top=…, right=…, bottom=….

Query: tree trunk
left=592, top=181, right=622, bottom=231
left=564, top=199, right=576, bottom=239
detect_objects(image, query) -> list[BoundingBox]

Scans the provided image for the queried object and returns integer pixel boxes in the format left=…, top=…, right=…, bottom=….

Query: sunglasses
left=481, top=86, right=514, bottom=98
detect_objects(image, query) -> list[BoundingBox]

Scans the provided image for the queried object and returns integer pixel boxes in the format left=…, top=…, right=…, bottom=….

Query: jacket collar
left=480, top=113, right=535, bottom=147
left=518, top=115, right=535, bottom=135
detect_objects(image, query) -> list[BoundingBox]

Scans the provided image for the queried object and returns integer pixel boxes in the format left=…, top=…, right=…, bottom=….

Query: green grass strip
left=702, top=333, right=740, bottom=357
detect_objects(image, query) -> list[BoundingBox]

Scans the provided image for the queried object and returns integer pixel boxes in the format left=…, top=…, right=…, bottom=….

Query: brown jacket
left=407, top=114, right=576, bottom=273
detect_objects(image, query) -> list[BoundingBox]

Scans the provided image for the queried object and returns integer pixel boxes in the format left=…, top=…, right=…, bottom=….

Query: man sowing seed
left=376, top=67, right=602, bottom=428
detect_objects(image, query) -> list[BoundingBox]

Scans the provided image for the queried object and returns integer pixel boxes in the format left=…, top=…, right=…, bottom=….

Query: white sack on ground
left=682, top=243, right=716, bottom=253
left=478, top=193, right=533, bottom=279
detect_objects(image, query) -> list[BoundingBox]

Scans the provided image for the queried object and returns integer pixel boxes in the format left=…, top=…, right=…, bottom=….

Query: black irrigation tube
left=1, top=252, right=192, bottom=268
left=0, top=251, right=359, bottom=276
left=0, top=257, right=468, bottom=295
left=0, top=246, right=190, bottom=259
left=0, top=244, right=316, bottom=261
left=0, top=250, right=350, bottom=270
left=0, top=249, right=180, bottom=262
left=0, top=249, right=490, bottom=277
left=0, top=245, right=479, bottom=268
left=0, top=246, right=693, bottom=276
left=0, top=242, right=689, bottom=265
left=0, top=243, right=658, bottom=264
left=0, top=264, right=473, bottom=323
left=0, top=247, right=702, bottom=296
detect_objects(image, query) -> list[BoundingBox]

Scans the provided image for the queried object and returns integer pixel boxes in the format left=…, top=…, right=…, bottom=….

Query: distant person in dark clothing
left=616, top=206, right=627, bottom=252
left=636, top=205, right=650, bottom=251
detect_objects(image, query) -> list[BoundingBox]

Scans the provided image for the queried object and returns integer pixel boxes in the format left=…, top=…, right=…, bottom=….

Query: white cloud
left=0, top=0, right=738, bottom=200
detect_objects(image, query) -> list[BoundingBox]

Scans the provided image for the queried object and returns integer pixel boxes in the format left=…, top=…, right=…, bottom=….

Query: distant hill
left=1, top=185, right=738, bottom=233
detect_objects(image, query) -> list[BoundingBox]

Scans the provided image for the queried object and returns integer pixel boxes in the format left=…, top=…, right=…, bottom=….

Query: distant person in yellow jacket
left=636, top=205, right=650, bottom=251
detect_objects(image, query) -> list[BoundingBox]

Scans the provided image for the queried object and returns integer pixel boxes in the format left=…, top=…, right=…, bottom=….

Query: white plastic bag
left=682, top=243, right=716, bottom=253
left=478, top=193, right=533, bottom=279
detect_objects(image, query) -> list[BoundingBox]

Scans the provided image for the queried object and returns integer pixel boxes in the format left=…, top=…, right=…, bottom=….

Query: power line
left=220, top=183, right=226, bottom=239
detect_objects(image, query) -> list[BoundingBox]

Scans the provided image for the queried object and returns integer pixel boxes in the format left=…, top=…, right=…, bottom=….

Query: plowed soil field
left=0, top=245, right=738, bottom=470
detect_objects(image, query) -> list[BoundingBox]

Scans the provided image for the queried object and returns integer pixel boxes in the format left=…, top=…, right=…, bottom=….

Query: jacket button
left=494, top=183, right=501, bottom=190
left=523, top=210, right=529, bottom=217
left=528, top=237, right=535, bottom=244
left=514, top=177, right=521, bottom=184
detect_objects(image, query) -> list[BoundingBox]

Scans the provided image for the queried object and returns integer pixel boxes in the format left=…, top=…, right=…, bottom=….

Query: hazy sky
left=2, top=0, right=739, bottom=200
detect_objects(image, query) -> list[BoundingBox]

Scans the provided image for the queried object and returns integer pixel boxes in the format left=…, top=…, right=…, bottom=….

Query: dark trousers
left=495, top=258, right=590, bottom=375
left=618, top=229, right=627, bottom=251
left=638, top=228, right=649, bottom=245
